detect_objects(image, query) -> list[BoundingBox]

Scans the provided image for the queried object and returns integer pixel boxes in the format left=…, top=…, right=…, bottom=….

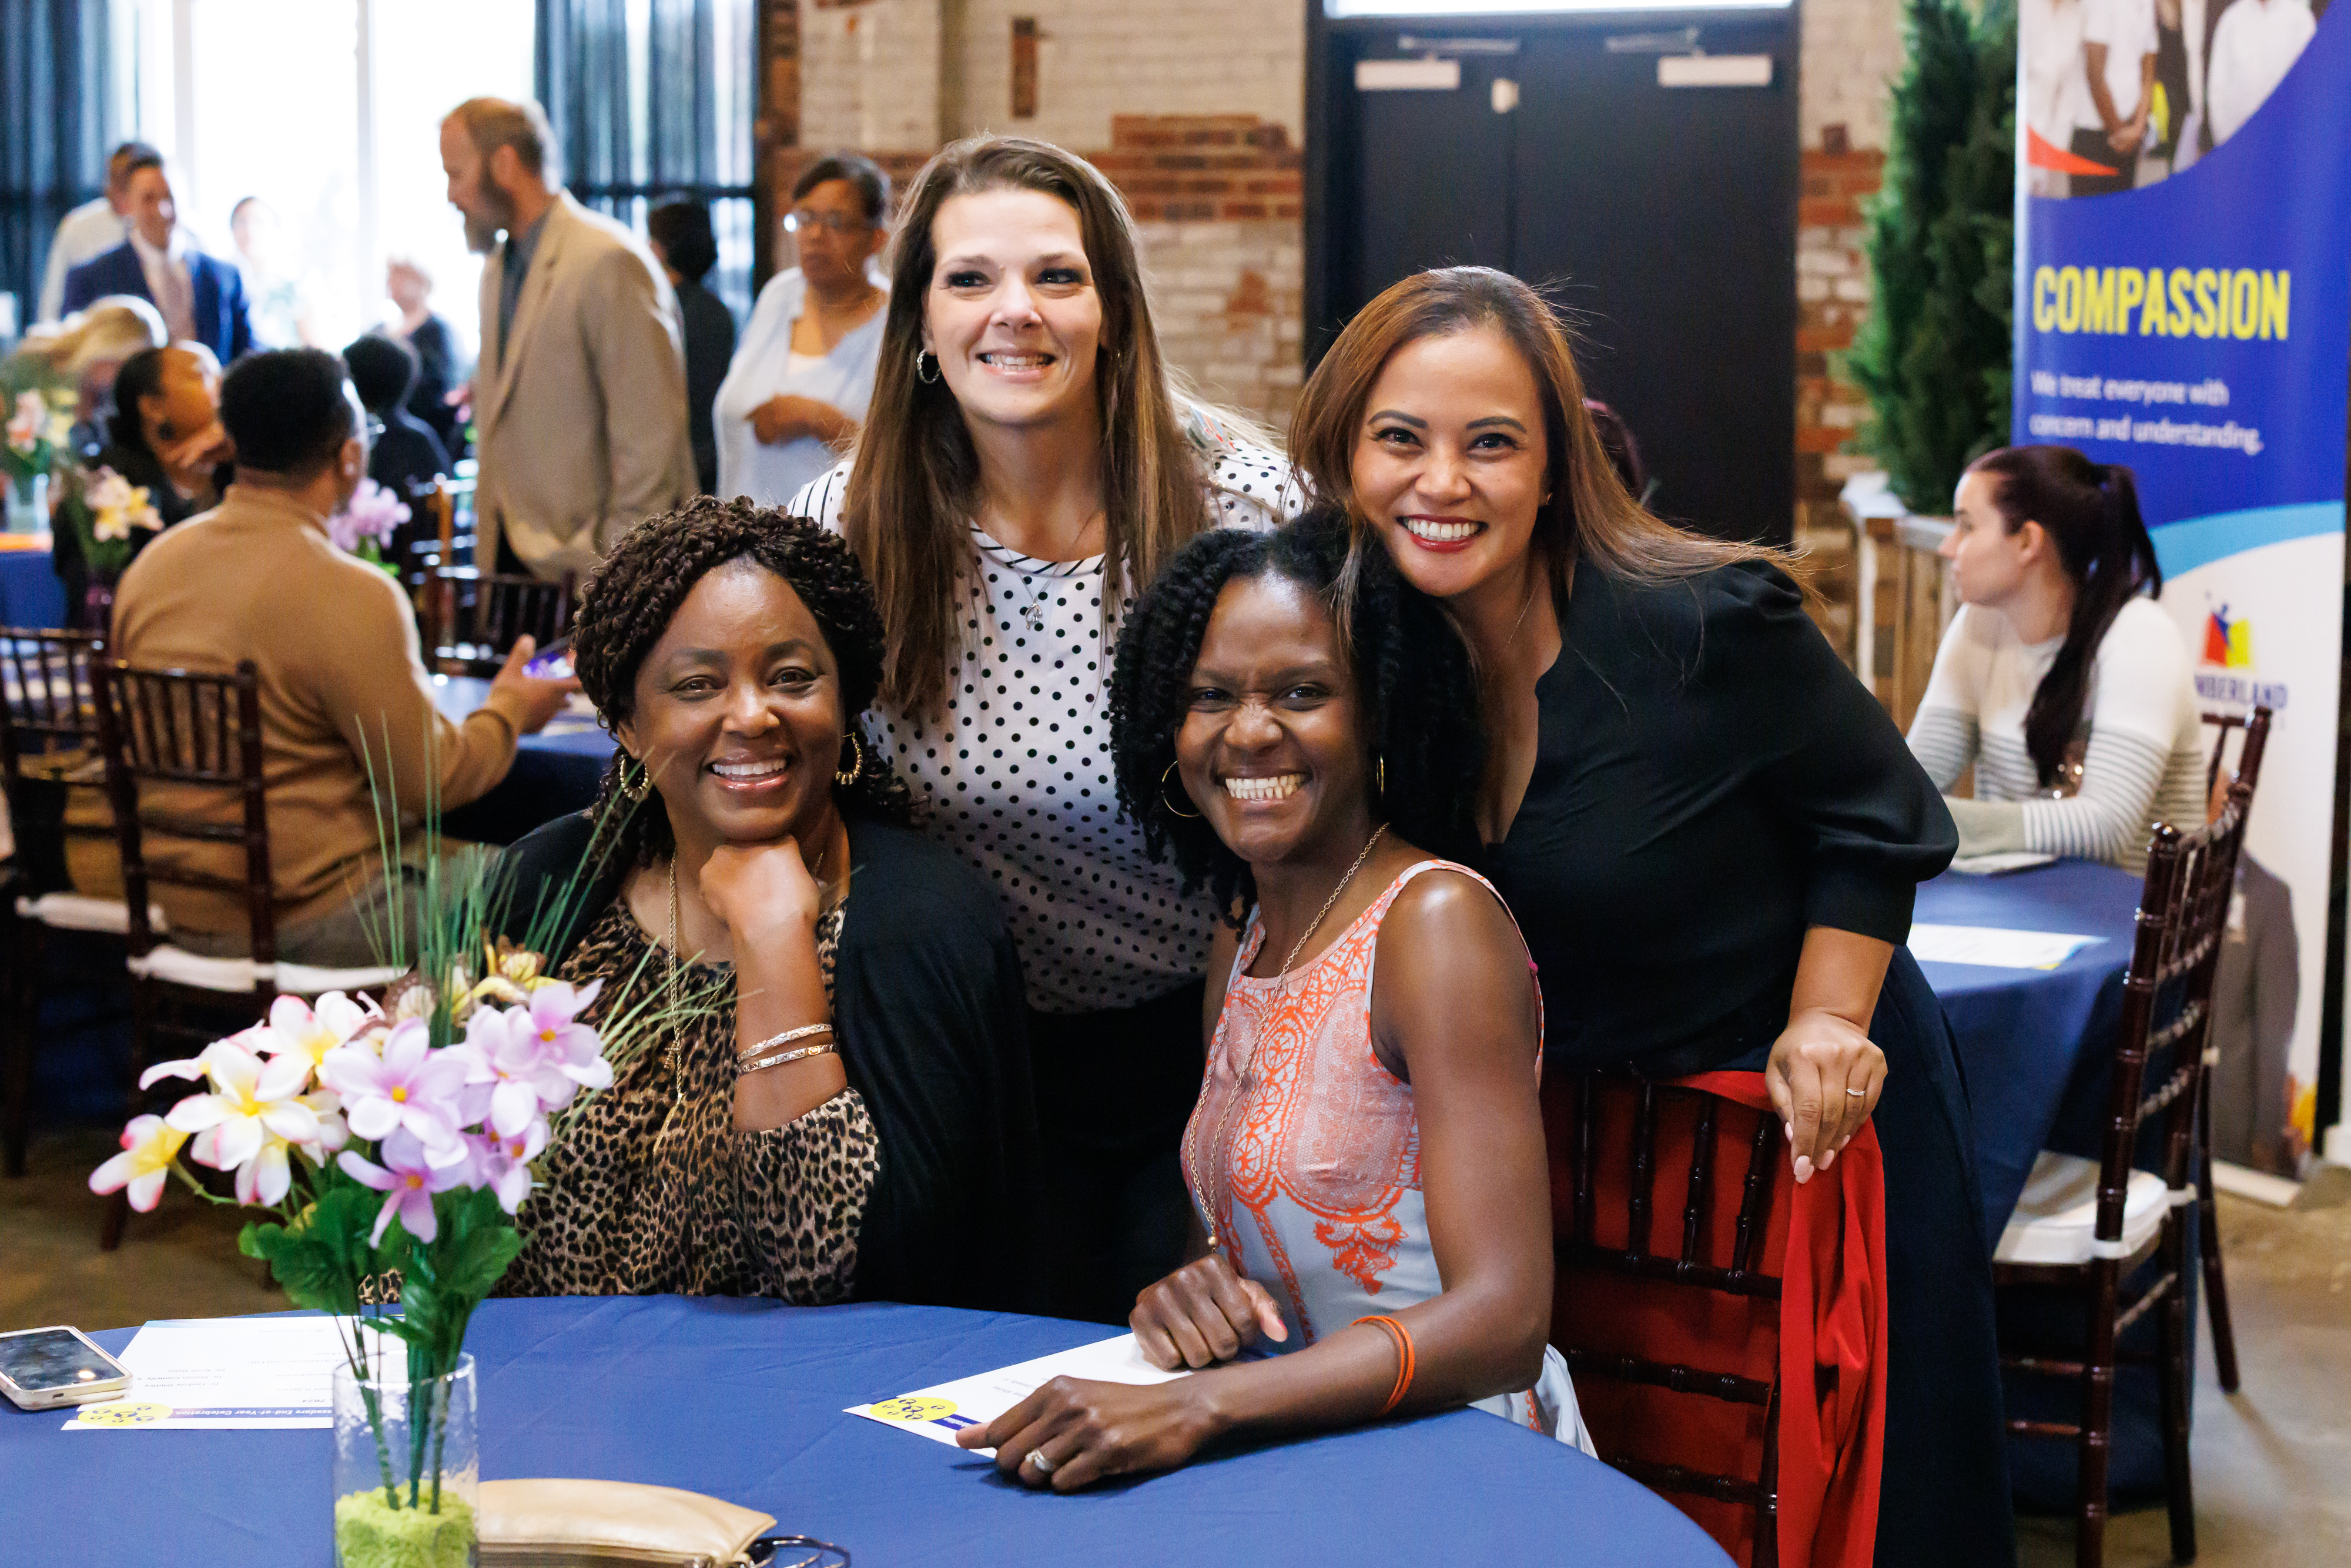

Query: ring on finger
left=1843, top=1087, right=1869, bottom=1097
left=1026, top=1448, right=1058, bottom=1476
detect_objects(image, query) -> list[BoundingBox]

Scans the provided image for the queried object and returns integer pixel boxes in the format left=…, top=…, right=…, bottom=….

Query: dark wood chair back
left=1548, top=1073, right=1787, bottom=1567
left=90, top=658, right=275, bottom=969
left=2087, top=798, right=2242, bottom=1257
left=2201, top=705, right=2272, bottom=806
left=0, top=629, right=109, bottom=883
left=427, top=567, right=575, bottom=676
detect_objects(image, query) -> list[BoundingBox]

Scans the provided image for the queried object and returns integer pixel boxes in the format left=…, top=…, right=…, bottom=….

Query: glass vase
left=331, top=1348, right=479, bottom=1568
left=4, top=470, right=46, bottom=534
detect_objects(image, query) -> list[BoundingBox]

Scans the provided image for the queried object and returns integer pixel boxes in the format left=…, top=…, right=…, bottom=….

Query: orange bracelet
left=1354, top=1314, right=1416, bottom=1417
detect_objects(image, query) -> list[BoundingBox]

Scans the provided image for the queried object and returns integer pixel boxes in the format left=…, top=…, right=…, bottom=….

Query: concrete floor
left=6, top=1127, right=2347, bottom=1564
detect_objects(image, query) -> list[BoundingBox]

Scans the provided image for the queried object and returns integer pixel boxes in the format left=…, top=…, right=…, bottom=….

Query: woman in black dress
left=1289, top=267, right=2012, bottom=1567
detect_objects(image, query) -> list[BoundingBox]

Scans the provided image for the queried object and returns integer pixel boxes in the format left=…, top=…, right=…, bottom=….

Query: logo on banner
left=2195, top=599, right=2288, bottom=709
left=2203, top=602, right=2255, bottom=668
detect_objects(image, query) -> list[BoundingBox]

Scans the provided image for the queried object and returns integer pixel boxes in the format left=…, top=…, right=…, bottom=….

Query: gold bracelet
left=737, top=1040, right=837, bottom=1078
left=738, top=1021, right=831, bottom=1062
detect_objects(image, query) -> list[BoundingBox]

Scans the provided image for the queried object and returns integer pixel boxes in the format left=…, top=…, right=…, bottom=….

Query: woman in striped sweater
left=1908, top=446, right=2205, bottom=872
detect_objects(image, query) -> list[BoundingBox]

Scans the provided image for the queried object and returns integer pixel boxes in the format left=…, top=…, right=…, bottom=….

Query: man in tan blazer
left=441, top=98, right=694, bottom=581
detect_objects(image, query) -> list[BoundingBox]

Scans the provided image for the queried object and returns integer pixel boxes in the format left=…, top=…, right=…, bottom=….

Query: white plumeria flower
left=254, top=992, right=383, bottom=1085
left=294, top=1088, right=350, bottom=1165
left=163, top=1040, right=320, bottom=1205
left=88, top=1114, right=189, bottom=1212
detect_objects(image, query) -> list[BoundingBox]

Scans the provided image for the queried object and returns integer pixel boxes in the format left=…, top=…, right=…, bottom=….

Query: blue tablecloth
left=0, top=542, right=65, bottom=631
left=1, top=1296, right=1731, bottom=1567
left=430, top=674, right=614, bottom=846
left=1914, top=859, right=2144, bottom=1237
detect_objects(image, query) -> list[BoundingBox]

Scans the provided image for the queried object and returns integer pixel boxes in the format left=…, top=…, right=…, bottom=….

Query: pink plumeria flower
left=254, top=992, right=383, bottom=1084
left=162, top=1041, right=321, bottom=1205
left=339, top=1130, right=465, bottom=1247
left=320, top=1018, right=468, bottom=1153
left=88, top=1115, right=189, bottom=1212
left=464, top=1120, right=548, bottom=1215
left=457, top=990, right=604, bottom=1137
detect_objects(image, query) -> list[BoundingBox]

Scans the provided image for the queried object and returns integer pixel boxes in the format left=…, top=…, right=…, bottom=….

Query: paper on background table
left=1947, top=852, right=2059, bottom=876
left=62, top=1315, right=354, bottom=1430
left=847, top=1332, right=1189, bottom=1453
left=1910, top=922, right=2101, bottom=970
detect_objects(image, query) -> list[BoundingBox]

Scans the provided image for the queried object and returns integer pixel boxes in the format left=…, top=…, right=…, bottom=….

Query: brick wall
left=1794, top=0, right=1905, bottom=661
left=762, top=0, right=1911, bottom=518
left=1099, top=117, right=1306, bottom=427
left=767, top=1, right=1310, bottom=429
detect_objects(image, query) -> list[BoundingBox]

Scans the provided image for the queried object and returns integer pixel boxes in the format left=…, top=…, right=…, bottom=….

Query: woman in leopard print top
left=494, top=500, right=1039, bottom=1309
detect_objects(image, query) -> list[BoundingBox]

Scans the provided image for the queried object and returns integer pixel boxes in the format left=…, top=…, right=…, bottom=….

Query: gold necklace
left=1181, top=823, right=1387, bottom=1252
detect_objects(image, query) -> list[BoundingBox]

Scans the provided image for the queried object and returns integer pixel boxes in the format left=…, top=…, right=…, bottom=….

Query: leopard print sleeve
left=730, top=1087, right=880, bottom=1304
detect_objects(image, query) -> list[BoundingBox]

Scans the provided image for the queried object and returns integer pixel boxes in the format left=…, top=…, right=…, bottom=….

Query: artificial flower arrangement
left=3, top=387, right=75, bottom=492
left=51, top=461, right=166, bottom=586
left=330, top=477, right=412, bottom=577
left=88, top=796, right=698, bottom=1568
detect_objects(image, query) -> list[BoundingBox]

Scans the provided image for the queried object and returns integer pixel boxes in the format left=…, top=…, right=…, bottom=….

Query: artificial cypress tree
left=1850, top=0, right=2018, bottom=514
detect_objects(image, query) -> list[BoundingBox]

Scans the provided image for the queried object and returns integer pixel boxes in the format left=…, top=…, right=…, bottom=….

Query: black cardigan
left=1486, top=560, right=1958, bottom=1076
left=495, top=809, right=1044, bottom=1314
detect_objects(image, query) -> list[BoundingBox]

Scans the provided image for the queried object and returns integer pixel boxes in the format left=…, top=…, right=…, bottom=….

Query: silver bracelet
left=739, top=1022, right=832, bottom=1061
left=738, top=1040, right=837, bottom=1078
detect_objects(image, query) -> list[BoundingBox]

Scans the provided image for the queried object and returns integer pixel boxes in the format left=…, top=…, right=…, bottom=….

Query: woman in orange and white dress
left=953, top=510, right=1590, bottom=1490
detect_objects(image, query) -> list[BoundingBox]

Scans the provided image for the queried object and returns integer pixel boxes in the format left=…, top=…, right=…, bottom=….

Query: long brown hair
left=841, top=135, right=1208, bottom=715
left=1288, top=267, right=1794, bottom=608
left=1965, top=445, right=2162, bottom=786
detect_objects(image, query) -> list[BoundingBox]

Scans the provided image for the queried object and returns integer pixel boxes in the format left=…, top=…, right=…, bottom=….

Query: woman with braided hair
left=491, top=497, right=1038, bottom=1310
left=955, top=507, right=1592, bottom=1490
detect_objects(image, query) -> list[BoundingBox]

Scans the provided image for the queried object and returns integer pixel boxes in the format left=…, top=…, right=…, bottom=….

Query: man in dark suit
left=61, top=149, right=254, bottom=364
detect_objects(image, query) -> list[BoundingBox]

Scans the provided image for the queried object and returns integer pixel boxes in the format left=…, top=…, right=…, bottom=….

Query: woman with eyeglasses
left=712, top=154, right=893, bottom=505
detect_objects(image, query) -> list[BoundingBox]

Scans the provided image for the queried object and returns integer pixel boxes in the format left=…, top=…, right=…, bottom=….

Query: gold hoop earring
left=619, top=754, right=654, bottom=803
left=834, top=731, right=865, bottom=786
left=914, top=349, right=940, bottom=385
left=1376, top=753, right=1386, bottom=797
left=1160, top=760, right=1200, bottom=819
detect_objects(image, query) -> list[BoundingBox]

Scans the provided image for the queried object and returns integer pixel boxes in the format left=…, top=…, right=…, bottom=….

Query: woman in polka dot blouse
left=791, top=135, right=1300, bottom=1322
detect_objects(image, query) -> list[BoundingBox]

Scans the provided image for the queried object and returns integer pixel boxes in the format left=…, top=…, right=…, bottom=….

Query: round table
left=1, top=1296, right=1733, bottom=1566
left=428, top=674, right=614, bottom=846
left=1913, top=859, right=2144, bottom=1237
left=0, top=539, right=66, bottom=631
left=1913, top=857, right=2189, bottom=1504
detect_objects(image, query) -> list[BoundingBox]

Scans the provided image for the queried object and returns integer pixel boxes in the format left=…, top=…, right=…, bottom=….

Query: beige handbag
left=477, top=1478, right=778, bottom=1567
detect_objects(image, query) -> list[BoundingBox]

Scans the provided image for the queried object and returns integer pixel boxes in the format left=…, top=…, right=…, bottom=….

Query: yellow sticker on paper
left=72, top=1401, right=171, bottom=1426
left=868, top=1396, right=956, bottom=1423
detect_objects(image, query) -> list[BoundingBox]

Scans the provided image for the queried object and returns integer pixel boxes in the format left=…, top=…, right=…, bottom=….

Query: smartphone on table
left=0, top=1325, right=132, bottom=1410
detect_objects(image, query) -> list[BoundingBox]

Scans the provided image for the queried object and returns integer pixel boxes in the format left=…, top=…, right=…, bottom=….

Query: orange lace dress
left=1185, top=860, right=1595, bottom=1450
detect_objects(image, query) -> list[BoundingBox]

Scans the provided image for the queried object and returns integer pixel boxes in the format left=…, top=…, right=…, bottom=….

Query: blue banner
left=2015, top=1, right=2348, bottom=1166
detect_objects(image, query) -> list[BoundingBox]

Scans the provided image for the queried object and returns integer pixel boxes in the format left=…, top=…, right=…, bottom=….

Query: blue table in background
left=1, top=1296, right=1732, bottom=1567
left=430, top=674, right=613, bottom=846
left=1914, top=858, right=2191, bottom=1506
left=0, top=541, right=66, bottom=631
left=1914, top=859, right=2144, bottom=1236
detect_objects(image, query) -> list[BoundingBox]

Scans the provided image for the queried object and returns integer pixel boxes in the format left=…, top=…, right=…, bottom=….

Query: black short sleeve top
left=1485, top=559, right=1957, bottom=1074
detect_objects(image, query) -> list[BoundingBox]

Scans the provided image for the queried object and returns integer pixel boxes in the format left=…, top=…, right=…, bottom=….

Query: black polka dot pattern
left=793, top=447, right=1301, bottom=1011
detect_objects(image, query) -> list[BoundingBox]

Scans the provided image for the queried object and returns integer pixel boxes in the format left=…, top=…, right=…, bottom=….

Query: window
left=121, top=0, right=540, bottom=354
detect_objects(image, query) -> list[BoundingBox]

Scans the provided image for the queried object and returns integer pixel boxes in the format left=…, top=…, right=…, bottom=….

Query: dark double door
left=1311, top=14, right=1801, bottom=546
